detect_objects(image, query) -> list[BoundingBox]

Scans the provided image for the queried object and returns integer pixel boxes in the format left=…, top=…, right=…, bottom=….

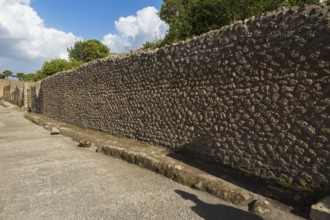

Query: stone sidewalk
left=0, top=104, right=303, bottom=219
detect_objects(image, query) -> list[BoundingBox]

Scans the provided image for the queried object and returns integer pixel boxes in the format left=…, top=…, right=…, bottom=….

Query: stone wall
left=29, top=81, right=42, bottom=113
left=2, top=4, right=330, bottom=192
left=0, top=79, right=9, bottom=98
left=0, top=79, right=35, bottom=108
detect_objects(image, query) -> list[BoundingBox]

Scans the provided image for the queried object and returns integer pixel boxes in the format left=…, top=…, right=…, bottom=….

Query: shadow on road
left=175, top=190, right=264, bottom=220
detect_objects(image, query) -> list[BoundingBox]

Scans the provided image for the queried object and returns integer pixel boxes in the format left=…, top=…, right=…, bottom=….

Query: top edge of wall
left=44, top=3, right=329, bottom=81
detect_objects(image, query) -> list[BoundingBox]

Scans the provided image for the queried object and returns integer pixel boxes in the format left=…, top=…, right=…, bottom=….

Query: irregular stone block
left=50, top=128, right=60, bottom=135
left=310, top=196, right=330, bottom=220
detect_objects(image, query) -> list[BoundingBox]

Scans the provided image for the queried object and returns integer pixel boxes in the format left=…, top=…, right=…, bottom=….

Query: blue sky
left=0, top=0, right=168, bottom=73
left=31, top=0, right=164, bottom=40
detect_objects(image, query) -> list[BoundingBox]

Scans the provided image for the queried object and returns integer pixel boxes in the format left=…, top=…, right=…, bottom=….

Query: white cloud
left=102, top=7, right=168, bottom=53
left=0, top=0, right=79, bottom=73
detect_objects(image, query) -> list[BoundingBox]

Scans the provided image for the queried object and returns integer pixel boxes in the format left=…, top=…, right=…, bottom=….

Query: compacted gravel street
left=0, top=105, right=302, bottom=220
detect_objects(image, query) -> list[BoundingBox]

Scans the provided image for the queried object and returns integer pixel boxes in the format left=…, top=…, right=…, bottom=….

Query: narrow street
left=0, top=105, right=299, bottom=220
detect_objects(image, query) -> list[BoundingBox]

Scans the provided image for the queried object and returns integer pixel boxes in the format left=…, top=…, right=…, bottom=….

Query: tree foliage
left=2, top=70, right=13, bottom=79
left=29, top=58, right=83, bottom=81
left=41, top=59, right=83, bottom=77
left=16, top=73, right=36, bottom=81
left=67, top=39, right=110, bottom=63
left=6, top=39, right=110, bottom=82
left=15, top=59, right=83, bottom=82
left=16, top=72, right=25, bottom=79
left=159, top=0, right=189, bottom=24
left=15, top=72, right=25, bottom=80
left=0, top=73, right=4, bottom=79
left=159, top=0, right=319, bottom=44
left=142, top=40, right=164, bottom=49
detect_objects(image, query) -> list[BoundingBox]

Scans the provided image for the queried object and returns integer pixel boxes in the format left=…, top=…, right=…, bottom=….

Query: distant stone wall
left=2, top=4, right=330, bottom=192
left=0, top=80, right=8, bottom=98
left=0, top=79, right=34, bottom=108
left=30, top=81, right=42, bottom=113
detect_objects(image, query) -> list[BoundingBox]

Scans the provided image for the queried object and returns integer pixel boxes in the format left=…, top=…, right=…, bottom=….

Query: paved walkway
left=0, top=105, right=300, bottom=219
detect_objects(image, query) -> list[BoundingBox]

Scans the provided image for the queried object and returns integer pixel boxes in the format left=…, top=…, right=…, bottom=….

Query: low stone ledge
left=0, top=100, right=21, bottom=110
left=0, top=100, right=9, bottom=107
left=23, top=112, right=268, bottom=208
left=310, top=196, right=330, bottom=220
left=96, top=144, right=253, bottom=206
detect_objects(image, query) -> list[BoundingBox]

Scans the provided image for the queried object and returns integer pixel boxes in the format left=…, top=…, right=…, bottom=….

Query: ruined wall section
left=0, top=80, right=8, bottom=98
left=7, top=5, right=330, bottom=190
left=0, top=79, right=35, bottom=108
left=30, top=81, right=42, bottom=113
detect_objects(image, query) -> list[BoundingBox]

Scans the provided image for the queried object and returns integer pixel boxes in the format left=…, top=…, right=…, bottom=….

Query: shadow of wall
left=23, top=82, right=35, bottom=109
left=175, top=189, right=263, bottom=220
left=29, top=81, right=43, bottom=114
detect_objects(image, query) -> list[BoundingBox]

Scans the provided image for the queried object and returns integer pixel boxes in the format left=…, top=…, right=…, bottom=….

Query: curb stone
left=24, top=112, right=291, bottom=214
left=310, top=196, right=330, bottom=220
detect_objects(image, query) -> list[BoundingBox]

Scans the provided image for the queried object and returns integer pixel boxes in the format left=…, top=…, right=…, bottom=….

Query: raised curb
left=0, top=99, right=21, bottom=110
left=21, top=110, right=307, bottom=219
left=22, top=112, right=267, bottom=207
left=310, top=196, right=330, bottom=220
left=0, top=99, right=9, bottom=108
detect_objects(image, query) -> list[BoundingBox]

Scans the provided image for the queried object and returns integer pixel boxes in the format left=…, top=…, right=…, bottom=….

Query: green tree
left=159, top=0, right=189, bottom=24
left=41, top=58, right=83, bottom=77
left=15, top=72, right=25, bottom=80
left=33, top=70, right=44, bottom=81
left=15, top=72, right=36, bottom=81
left=67, top=39, right=110, bottom=63
left=0, top=73, right=5, bottom=79
left=2, top=70, right=13, bottom=79
left=160, top=0, right=319, bottom=44
left=27, top=58, right=83, bottom=81
left=22, top=73, right=36, bottom=81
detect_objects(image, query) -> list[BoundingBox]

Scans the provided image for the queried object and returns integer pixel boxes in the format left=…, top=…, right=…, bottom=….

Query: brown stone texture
left=0, top=79, right=34, bottom=108
left=1, top=4, right=329, bottom=191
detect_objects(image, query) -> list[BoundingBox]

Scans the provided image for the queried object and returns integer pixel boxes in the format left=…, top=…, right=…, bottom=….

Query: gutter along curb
left=24, top=112, right=277, bottom=210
